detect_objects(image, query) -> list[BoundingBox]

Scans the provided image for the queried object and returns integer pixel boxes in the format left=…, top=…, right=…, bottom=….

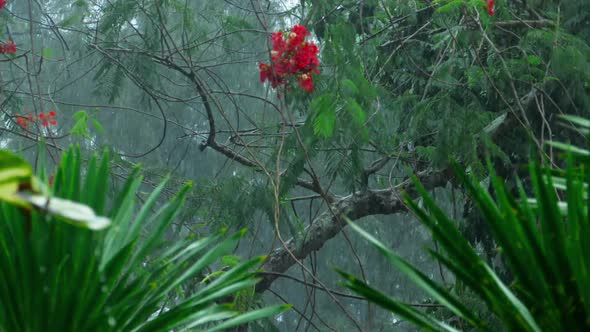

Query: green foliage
left=312, top=94, right=337, bottom=138
left=310, top=0, right=590, bottom=177
left=188, top=175, right=276, bottom=229
left=0, top=149, right=32, bottom=184
left=71, top=110, right=104, bottom=138
left=0, top=147, right=289, bottom=331
left=0, top=150, right=110, bottom=229
left=435, top=0, right=465, bottom=14
left=337, top=117, right=590, bottom=331
left=57, top=0, right=88, bottom=28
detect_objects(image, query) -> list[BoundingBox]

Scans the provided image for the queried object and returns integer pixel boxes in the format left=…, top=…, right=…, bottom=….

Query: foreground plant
left=0, top=147, right=288, bottom=331
left=337, top=115, right=590, bottom=331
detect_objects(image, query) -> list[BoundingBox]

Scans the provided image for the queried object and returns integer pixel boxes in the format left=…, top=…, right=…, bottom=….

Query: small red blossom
left=259, top=63, right=271, bottom=83
left=0, top=0, right=6, bottom=11
left=0, top=40, right=16, bottom=54
left=486, top=0, right=495, bottom=16
left=291, top=25, right=309, bottom=39
left=259, top=24, right=320, bottom=93
left=298, top=74, right=314, bottom=92
left=15, top=109, right=58, bottom=130
left=16, top=117, right=27, bottom=129
left=15, top=115, right=30, bottom=129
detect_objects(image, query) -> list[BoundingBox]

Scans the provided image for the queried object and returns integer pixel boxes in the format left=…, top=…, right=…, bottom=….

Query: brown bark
left=255, top=170, right=450, bottom=293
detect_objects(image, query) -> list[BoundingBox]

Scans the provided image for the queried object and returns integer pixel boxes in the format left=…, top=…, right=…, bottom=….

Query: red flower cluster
left=259, top=24, right=320, bottom=93
left=16, top=110, right=57, bottom=129
left=0, top=40, right=16, bottom=54
left=487, top=0, right=495, bottom=16
left=0, top=2, right=15, bottom=54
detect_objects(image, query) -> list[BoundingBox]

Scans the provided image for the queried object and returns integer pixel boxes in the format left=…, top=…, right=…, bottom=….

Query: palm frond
left=337, top=116, right=590, bottom=331
left=0, top=146, right=288, bottom=331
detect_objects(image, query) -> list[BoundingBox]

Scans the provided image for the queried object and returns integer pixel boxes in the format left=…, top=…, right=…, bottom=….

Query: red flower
left=1, top=40, right=16, bottom=54
left=0, top=0, right=6, bottom=11
left=486, top=0, right=495, bottom=16
left=291, top=25, right=309, bottom=39
left=271, top=32, right=286, bottom=55
left=15, top=114, right=31, bottom=129
left=15, top=109, right=58, bottom=130
left=16, top=116, right=27, bottom=128
left=259, top=24, right=320, bottom=93
left=259, top=63, right=270, bottom=83
left=287, top=25, right=308, bottom=50
left=294, top=42, right=319, bottom=70
left=298, top=74, right=314, bottom=92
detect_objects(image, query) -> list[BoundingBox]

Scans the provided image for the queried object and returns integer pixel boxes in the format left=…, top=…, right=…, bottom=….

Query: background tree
left=0, top=0, right=588, bottom=330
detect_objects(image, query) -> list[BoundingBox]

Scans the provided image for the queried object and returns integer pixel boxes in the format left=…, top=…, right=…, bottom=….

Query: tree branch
left=255, top=170, right=450, bottom=293
left=256, top=107, right=521, bottom=293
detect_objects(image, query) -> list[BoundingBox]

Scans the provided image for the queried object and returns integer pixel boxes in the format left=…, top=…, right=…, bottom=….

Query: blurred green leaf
left=527, top=55, right=542, bottom=66
left=222, top=255, right=241, bottom=267
left=41, top=48, right=54, bottom=59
